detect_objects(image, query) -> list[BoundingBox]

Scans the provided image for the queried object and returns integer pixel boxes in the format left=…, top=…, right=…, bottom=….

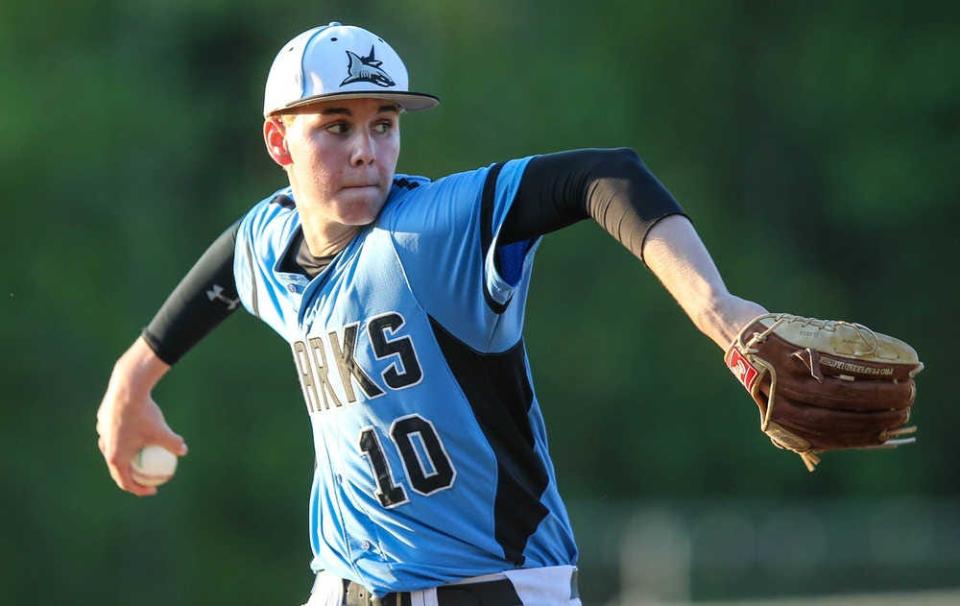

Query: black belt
left=342, top=577, right=522, bottom=606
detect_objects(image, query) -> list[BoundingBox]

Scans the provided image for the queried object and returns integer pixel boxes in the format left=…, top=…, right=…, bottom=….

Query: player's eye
left=324, top=122, right=350, bottom=135
left=372, top=120, right=394, bottom=135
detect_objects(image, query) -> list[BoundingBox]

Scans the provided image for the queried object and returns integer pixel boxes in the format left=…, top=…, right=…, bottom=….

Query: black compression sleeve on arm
left=141, top=221, right=241, bottom=365
left=501, top=148, right=686, bottom=262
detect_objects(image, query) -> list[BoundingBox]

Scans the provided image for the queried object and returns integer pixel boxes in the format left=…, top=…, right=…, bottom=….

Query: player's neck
left=299, top=212, right=360, bottom=258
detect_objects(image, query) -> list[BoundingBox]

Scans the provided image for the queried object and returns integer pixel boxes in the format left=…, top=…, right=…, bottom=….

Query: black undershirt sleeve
left=501, top=148, right=687, bottom=262
left=141, top=221, right=242, bottom=365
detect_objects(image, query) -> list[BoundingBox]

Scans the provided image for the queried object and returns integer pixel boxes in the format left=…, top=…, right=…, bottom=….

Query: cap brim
left=268, top=91, right=439, bottom=116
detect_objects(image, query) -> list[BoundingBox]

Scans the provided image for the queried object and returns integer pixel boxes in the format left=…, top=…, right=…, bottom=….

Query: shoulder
left=238, top=186, right=300, bottom=249
left=377, top=170, right=477, bottom=233
left=383, top=168, right=488, bottom=207
left=378, top=163, right=528, bottom=230
left=241, top=186, right=298, bottom=231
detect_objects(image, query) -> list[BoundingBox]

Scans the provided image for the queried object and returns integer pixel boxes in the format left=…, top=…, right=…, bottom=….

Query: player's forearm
left=643, top=215, right=767, bottom=348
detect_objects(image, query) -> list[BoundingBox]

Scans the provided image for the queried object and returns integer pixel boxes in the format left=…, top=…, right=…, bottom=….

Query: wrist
left=111, top=337, right=171, bottom=395
left=697, top=293, right=767, bottom=350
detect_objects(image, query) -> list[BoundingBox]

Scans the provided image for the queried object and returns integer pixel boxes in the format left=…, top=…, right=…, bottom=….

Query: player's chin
left=333, top=187, right=388, bottom=225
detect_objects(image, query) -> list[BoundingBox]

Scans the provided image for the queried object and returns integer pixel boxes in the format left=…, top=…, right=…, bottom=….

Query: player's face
left=277, top=98, right=400, bottom=228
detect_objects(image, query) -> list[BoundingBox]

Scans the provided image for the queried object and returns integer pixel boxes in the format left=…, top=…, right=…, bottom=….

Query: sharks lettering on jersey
left=291, top=311, right=423, bottom=414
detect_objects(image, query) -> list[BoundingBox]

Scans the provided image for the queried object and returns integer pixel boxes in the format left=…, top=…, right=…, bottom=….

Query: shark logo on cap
left=341, top=46, right=396, bottom=88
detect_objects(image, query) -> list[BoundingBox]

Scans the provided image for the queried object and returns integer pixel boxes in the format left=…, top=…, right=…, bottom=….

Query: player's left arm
left=508, top=149, right=920, bottom=470
left=503, top=147, right=765, bottom=346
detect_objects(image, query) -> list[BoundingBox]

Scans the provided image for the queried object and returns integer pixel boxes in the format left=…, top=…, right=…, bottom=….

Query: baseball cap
left=263, top=22, right=439, bottom=117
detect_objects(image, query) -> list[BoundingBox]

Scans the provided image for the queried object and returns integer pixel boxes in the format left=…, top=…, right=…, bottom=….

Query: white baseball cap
left=263, top=22, right=439, bottom=117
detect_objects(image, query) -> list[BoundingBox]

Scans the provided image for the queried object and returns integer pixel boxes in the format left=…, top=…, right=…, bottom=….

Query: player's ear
left=263, top=116, right=292, bottom=166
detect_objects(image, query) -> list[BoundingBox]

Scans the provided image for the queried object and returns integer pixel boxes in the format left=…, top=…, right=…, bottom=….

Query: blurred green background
left=2, top=1, right=957, bottom=604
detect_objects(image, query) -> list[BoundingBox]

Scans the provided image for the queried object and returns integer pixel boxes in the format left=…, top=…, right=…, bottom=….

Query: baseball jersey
left=233, top=158, right=578, bottom=595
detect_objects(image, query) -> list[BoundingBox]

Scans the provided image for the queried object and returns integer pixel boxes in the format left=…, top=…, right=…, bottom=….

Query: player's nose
left=349, top=131, right=376, bottom=167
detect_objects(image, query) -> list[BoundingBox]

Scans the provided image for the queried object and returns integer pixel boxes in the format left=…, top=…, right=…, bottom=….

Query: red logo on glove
left=726, top=349, right=759, bottom=391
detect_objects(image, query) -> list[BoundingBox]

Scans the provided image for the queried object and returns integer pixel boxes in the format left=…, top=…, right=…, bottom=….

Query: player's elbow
left=607, top=146, right=643, bottom=165
left=583, top=147, right=650, bottom=183
left=584, top=146, right=639, bottom=163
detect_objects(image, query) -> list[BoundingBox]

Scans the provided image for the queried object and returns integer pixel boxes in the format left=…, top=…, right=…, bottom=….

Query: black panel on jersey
left=142, top=221, right=241, bottom=365
left=502, top=148, right=687, bottom=263
left=273, top=193, right=296, bottom=209
left=479, top=162, right=509, bottom=314
left=428, top=316, right=549, bottom=566
left=393, top=177, right=421, bottom=191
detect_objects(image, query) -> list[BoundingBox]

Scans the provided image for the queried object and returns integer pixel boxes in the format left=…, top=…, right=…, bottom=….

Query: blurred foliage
left=1, top=0, right=957, bottom=604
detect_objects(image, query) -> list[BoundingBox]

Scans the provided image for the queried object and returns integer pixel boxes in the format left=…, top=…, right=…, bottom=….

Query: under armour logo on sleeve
left=206, top=284, right=240, bottom=310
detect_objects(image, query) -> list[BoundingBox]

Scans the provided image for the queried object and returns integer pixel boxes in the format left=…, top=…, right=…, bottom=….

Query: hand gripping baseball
left=96, top=338, right=188, bottom=496
left=725, top=314, right=922, bottom=471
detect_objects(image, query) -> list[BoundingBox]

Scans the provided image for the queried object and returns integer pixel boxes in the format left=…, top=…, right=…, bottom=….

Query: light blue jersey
left=234, top=158, right=578, bottom=595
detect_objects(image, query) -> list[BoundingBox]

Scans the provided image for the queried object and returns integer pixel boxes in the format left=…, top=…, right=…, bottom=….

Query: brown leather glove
left=725, top=314, right=922, bottom=471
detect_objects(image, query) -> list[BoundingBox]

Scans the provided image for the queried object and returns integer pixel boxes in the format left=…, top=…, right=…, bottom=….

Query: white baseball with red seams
left=131, top=445, right=178, bottom=487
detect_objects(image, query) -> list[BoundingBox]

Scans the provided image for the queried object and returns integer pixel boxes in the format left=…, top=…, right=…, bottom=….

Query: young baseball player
left=96, top=22, right=919, bottom=606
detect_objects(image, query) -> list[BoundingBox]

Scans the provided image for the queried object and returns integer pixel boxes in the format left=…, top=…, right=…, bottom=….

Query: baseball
left=131, top=445, right=178, bottom=487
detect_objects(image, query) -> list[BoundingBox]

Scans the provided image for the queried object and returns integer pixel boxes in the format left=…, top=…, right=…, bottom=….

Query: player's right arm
left=97, top=337, right=184, bottom=497
left=96, top=221, right=240, bottom=496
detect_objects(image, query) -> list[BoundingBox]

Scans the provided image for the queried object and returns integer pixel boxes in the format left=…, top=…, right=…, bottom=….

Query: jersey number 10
left=358, top=413, right=456, bottom=508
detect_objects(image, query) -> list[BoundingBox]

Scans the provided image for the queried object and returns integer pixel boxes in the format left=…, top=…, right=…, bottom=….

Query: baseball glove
left=725, top=313, right=922, bottom=471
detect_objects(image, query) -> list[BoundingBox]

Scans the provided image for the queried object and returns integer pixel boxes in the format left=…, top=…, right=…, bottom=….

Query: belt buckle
left=344, top=580, right=371, bottom=606
left=345, top=580, right=408, bottom=606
